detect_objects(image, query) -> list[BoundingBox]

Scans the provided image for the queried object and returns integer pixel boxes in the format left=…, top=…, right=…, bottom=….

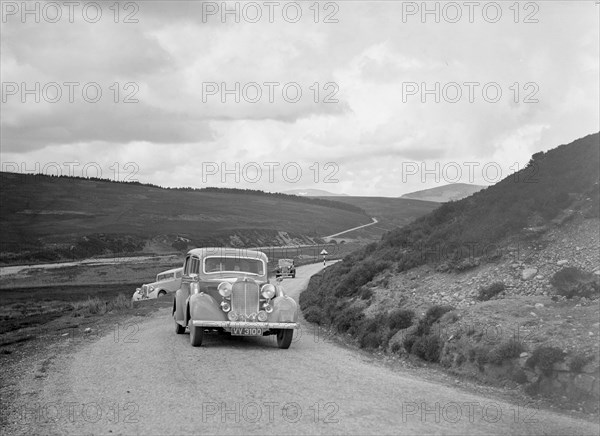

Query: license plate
left=231, top=327, right=263, bottom=336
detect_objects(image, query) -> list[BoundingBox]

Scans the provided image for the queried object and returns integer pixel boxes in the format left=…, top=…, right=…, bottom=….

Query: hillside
left=317, top=196, right=439, bottom=241
left=283, top=188, right=347, bottom=196
left=300, top=132, right=600, bottom=411
left=0, top=173, right=370, bottom=264
left=401, top=183, right=486, bottom=202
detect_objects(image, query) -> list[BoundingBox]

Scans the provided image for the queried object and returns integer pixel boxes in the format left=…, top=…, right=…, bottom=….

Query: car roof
left=187, top=247, right=268, bottom=262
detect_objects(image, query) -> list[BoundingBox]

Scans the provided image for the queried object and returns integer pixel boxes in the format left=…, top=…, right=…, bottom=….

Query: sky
left=1, top=0, right=599, bottom=197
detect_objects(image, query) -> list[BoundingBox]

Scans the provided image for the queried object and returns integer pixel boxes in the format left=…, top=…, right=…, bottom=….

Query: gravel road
left=8, top=263, right=599, bottom=435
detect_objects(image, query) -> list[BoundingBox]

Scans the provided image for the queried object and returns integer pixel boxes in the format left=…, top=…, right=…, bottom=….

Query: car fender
left=189, top=292, right=223, bottom=321
left=174, top=289, right=186, bottom=322
left=270, top=295, right=298, bottom=323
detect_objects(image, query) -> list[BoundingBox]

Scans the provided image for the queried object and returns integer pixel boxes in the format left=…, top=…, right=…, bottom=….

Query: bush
left=477, top=282, right=505, bottom=301
left=526, top=346, right=566, bottom=374
left=333, top=305, right=365, bottom=334
left=569, top=353, right=594, bottom=373
left=390, top=341, right=403, bottom=354
left=303, top=306, right=326, bottom=325
left=357, top=313, right=388, bottom=349
left=550, top=267, right=600, bottom=299
left=487, top=339, right=525, bottom=365
left=411, top=334, right=443, bottom=362
left=388, top=308, right=415, bottom=331
left=415, top=305, right=454, bottom=336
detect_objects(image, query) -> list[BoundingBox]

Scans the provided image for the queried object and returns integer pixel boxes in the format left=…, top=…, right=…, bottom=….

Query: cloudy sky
left=1, top=1, right=598, bottom=196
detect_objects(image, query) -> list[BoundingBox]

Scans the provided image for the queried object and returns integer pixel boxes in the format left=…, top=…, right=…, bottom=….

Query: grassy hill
left=0, top=173, right=370, bottom=263
left=400, top=183, right=486, bottom=202
left=300, top=132, right=600, bottom=409
left=319, top=196, right=439, bottom=240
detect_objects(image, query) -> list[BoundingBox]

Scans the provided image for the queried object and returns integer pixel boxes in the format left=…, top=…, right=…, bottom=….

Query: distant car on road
left=173, top=247, right=298, bottom=348
left=275, top=258, right=296, bottom=278
left=132, top=267, right=183, bottom=301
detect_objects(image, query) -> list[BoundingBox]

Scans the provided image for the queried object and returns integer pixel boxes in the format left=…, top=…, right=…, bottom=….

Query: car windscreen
left=204, top=257, right=264, bottom=275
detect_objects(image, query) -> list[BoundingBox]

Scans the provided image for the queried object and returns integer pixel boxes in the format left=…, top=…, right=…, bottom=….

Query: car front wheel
left=158, top=290, right=166, bottom=298
left=190, top=325, right=204, bottom=347
left=276, top=329, right=293, bottom=349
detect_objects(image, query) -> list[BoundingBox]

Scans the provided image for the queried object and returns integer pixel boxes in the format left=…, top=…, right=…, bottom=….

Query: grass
left=0, top=171, right=372, bottom=261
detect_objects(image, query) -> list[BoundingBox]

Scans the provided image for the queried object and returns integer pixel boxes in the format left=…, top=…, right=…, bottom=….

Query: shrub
left=411, top=334, right=443, bottom=362
left=526, top=346, right=566, bottom=374
left=487, top=339, right=525, bottom=365
left=569, top=353, right=594, bottom=373
left=333, top=305, right=365, bottom=334
left=390, top=341, right=403, bottom=354
left=550, top=267, right=600, bottom=299
left=303, top=306, right=325, bottom=325
left=109, top=293, right=132, bottom=311
left=72, top=297, right=106, bottom=315
left=477, top=282, right=505, bottom=301
left=403, top=333, right=417, bottom=352
left=357, top=313, right=388, bottom=349
left=388, top=308, right=415, bottom=331
left=415, top=305, right=454, bottom=336
left=510, top=369, right=528, bottom=384
left=468, top=345, right=491, bottom=371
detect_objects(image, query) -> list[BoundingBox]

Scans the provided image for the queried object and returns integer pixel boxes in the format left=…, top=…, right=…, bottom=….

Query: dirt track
left=4, top=263, right=599, bottom=435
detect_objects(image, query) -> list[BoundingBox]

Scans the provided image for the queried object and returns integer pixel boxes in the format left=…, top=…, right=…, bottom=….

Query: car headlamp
left=218, top=282, right=232, bottom=297
left=261, top=284, right=275, bottom=299
left=221, top=301, right=231, bottom=312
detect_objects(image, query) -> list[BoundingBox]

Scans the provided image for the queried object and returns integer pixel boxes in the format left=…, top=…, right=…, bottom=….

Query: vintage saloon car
left=275, top=258, right=296, bottom=278
left=132, top=267, right=183, bottom=301
left=173, top=248, right=298, bottom=348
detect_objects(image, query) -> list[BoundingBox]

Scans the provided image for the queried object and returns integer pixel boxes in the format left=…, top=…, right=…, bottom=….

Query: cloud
left=1, top=1, right=598, bottom=196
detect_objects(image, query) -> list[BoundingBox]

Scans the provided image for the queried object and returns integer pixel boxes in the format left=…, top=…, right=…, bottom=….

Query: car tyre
left=190, top=325, right=204, bottom=347
left=158, top=290, right=167, bottom=298
left=276, top=329, right=293, bottom=349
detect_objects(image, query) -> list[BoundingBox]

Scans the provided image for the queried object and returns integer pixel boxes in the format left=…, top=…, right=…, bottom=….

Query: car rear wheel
left=190, top=325, right=204, bottom=347
left=276, top=329, right=293, bottom=349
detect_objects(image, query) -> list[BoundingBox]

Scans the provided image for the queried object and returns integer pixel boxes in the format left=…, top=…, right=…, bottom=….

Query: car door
left=181, top=255, right=201, bottom=324
left=175, top=256, right=191, bottom=322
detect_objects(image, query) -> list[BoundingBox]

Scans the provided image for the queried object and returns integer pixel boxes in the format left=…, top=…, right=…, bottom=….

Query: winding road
left=10, top=263, right=599, bottom=435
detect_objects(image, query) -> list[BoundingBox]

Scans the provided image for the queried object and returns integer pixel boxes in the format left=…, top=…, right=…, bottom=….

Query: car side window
left=183, top=256, right=191, bottom=275
left=175, top=271, right=182, bottom=278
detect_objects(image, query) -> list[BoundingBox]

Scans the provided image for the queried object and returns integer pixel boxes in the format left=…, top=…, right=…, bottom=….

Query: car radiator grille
left=231, top=281, right=259, bottom=317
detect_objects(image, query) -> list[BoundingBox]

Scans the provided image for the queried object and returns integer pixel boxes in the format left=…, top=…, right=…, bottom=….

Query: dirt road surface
left=5, top=263, right=599, bottom=435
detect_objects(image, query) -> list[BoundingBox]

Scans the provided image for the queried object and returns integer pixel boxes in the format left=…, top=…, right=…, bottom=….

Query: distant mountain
left=401, top=183, right=486, bottom=202
left=283, top=188, right=347, bottom=197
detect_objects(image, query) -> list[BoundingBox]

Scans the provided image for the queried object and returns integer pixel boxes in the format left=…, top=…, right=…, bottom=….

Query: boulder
left=522, top=268, right=538, bottom=280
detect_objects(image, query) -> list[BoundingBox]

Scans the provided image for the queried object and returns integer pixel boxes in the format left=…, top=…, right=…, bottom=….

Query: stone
left=520, top=352, right=529, bottom=358
left=557, top=260, right=569, bottom=266
left=84, top=328, right=92, bottom=334
left=535, top=303, right=544, bottom=309
left=535, top=275, right=544, bottom=280
left=522, top=268, right=538, bottom=280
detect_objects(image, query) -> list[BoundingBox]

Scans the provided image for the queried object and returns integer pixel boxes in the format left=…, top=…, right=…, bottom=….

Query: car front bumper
left=191, top=320, right=298, bottom=329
